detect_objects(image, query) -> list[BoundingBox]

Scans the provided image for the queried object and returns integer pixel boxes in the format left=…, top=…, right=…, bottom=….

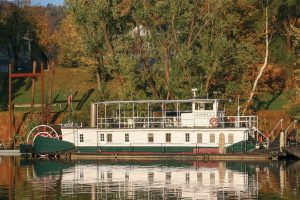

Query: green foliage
left=61, top=0, right=299, bottom=117
left=1, top=0, right=299, bottom=118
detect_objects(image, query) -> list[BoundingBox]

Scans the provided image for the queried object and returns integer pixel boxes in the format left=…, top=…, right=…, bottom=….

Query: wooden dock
left=0, top=150, right=21, bottom=156
left=285, top=146, right=300, bottom=159
left=70, top=153, right=271, bottom=161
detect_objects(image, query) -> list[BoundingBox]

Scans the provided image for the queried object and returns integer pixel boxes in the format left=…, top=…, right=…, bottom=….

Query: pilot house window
left=195, top=103, right=204, bottom=110
left=195, top=103, right=213, bottom=110
left=205, top=103, right=213, bottom=110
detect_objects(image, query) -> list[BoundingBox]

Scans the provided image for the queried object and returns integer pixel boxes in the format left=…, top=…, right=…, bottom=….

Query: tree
left=56, top=13, right=94, bottom=68
left=0, top=1, right=32, bottom=66
left=243, top=1, right=269, bottom=114
left=25, top=5, right=65, bottom=123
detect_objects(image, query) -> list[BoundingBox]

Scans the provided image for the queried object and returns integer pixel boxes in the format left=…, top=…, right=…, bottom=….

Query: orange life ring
left=210, top=118, right=218, bottom=127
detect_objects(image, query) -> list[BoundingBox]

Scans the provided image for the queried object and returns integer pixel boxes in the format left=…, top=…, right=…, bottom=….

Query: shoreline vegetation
left=0, top=1, right=299, bottom=147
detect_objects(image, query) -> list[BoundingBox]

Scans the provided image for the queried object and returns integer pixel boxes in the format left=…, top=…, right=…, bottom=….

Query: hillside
left=10, top=67, right=97, bottom=121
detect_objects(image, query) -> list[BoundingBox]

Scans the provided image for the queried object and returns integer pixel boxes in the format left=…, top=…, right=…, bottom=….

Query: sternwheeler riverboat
left=21, top=90, right=268, bottom=156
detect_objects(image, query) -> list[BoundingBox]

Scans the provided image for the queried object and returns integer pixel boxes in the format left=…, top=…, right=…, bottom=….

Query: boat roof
left=93, top=99, right=219, bottom=105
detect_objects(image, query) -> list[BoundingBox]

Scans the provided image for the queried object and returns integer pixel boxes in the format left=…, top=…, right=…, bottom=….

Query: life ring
left=210, top=118, right=218, bottom=127
left=228, top=117, right=235, bottom=123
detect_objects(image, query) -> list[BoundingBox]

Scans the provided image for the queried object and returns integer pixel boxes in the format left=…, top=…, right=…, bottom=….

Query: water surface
left=0, top=157, right=300, bottom=199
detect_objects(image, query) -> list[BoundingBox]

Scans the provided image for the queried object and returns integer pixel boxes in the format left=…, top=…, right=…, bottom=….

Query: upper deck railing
left=90, top=99, right=258, bottom=129
left=96, top=116, right=257, bottom=129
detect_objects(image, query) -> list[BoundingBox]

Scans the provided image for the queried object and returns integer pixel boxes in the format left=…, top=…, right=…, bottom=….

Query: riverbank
left=0, top=150, right=21, bottom=156
left=4, top=150, right=284, bottom=161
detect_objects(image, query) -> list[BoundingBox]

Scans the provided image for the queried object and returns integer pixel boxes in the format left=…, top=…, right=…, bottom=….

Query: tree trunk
left=143, top=59, right=161, bottom=99
left=286, top=33, right=291, bottom=55
left=242, top=5, right=269, bottom=114
left=46, top=60, right=55, bottom=123
left=30, top=61, right=36, bottom=119
left=163, top=45, right=174, bottom=99
left=96, top=69, right=101, bottom=91
left=101, top=21, right=114, bottom=55
left=136, top=25, right=161, bottom=99
left=205, top=60, right=218, bottom=93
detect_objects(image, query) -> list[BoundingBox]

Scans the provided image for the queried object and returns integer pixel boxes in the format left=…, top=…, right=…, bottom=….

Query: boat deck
left=285, top=146, right=300, bottom=159
left=70, top=152, right=271, bottom=161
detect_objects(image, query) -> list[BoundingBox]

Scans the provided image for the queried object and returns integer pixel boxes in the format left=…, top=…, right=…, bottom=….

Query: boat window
left=125, top=133, right=129, bottom=142
left=100, top=133, right=104, bottom=142
left=185, top=133, right=190, bottom=142
left=148, top=133, right=154, bottom=143
left=205, top=103, right=213, bottom=110
left=166, top=133, right=171, bottom=142
left=79, top=134, right=84, bottom=142
left=228, top=133, right=234, bottom=143
left=107, top=134, right=112, bottom=142
left=210, top=133, right=215, bottom=143
left=195, top=103, right=204, bottom=110
left=197, top=133, right=202, bottom=143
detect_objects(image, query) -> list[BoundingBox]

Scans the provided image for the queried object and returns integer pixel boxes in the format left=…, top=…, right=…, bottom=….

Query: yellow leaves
left=56, top=13, right=96, bottom=67
left=113, top=0, right=132, bottom=17
left=25, top=6, right=56, bottom=56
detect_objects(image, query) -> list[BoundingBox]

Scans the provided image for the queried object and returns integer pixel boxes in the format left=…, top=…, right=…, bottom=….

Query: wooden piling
left=30, top=61, right=36, bottom=119
left=8, top=64, right=12, bottom=147
left=41, top=63, right=44, bottom=124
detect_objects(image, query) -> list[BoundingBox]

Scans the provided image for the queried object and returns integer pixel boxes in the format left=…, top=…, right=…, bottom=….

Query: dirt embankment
left=257, top=110, right=294, bottom=133
left=0, top=111, right=65, bottom=148
left=0, top=112, right=25, bottom=147
left=0, top=112, right=10, bottom=143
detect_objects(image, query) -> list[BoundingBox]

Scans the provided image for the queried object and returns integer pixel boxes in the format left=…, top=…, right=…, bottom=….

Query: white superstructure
left=61, top=97, right=261, bottom=153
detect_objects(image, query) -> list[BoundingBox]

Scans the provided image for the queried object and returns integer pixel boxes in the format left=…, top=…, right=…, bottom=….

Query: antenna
left=191, top=88, right=198, bottom=98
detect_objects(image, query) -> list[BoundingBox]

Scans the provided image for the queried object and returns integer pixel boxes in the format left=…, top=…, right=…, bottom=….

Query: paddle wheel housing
left=26, top=125, right=59, bottom=145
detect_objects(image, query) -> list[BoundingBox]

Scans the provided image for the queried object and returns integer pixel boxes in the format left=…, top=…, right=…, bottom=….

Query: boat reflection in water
left=24, top=160, right=262, bottom=199
left=0, top=157, right=297, bottom=199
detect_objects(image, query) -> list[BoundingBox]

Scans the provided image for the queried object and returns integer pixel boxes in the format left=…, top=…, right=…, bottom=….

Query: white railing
left=252, top=126, right=270, bottom=148
left=96, top=115, right=258, bottom=129
left=268, top=119, right=283, bottom=140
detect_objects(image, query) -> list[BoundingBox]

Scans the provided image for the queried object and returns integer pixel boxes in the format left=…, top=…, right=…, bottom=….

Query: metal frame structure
left=8, top=63, right=45, bottom=148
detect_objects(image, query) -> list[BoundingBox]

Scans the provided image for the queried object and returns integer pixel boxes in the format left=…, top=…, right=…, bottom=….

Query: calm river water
left=0, top=156, right=300, bottom=199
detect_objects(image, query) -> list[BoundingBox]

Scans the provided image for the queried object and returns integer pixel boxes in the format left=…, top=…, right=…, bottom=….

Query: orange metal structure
left=8, top=63, right=45, bottom=148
